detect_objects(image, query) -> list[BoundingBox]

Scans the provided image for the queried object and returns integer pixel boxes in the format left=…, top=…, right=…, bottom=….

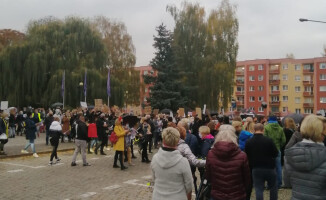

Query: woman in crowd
left=61, top=112, right=70, bottom=143
left=151, top=127, right=193, bottom=200
left=21, top=112, right=38, bottom=158
left=113, top=117, right=129, bottom=170
left=87, top=113, right=98, bottom=154
left=9, top=109, right=16, bottom=138
left=139, top=118, right=151, bottom=163
left=0, top=112, right=9, bottom=155
left=281, top=117, right=296, bottom=164
left=198, top=126, right=214, bottom=159
left=284, top=114, right=326, bottom=200
left=206, top=125, right=251, bottom=200
left=48, top=116, right=62, bottom=165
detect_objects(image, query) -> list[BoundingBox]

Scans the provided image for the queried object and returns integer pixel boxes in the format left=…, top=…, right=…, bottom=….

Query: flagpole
left=63, top=70, right=65, bottom=109
left=84, top=69, right=87, bottom=103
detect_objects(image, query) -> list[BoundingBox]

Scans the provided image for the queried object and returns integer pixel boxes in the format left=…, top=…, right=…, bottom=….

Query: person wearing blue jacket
left=233, top=121, right=254, bottom=151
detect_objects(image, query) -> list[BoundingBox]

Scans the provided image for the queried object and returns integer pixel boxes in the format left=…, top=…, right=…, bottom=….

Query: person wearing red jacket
left=206, top=125, right=251, bottom=200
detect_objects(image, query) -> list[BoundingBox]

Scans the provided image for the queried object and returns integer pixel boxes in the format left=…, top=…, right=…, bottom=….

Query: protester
left=232, top=120, right=253, bottom=151
left=71, top=115, right=90, bottom=166
left=264, top=115, right=286, bottom=188
left=123, top=123, right=135, bottom=166
left=21, top=112, right=38, bottom=158
left=113, top=117, right=129, bottom=170
left=245, top=123, right=279, bottom=200
left=16, top=111, right=24, bottom=136
left=94, top=113, right=107, bottom=155
left=139, top=118, right=151, bottom=163
left=0, top=113, right=9, bottom=155
left=284, top=114, right=326, bottom=200
left=9, top=109, right=16, bottom=138
left=130, top=123, right=138, bottom=159
left=61, top=112, right=70, bottom=143
left=87, top=114, right=98, bottom=154
left=285, top=117, right=304, bottom=149
left=198, top=126, right=214, bottom=159
left=48, top=116, right=62, bottom=165
left=44, top=111, right=54, bottom=145
left=281, top=117, right=296, bottom=165
left=151, top=127, right=193, bottom=200
left=206, top=124, right=251, bottom=200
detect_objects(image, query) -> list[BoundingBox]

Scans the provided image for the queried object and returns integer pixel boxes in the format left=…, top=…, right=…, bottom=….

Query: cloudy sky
left=1, top=0, right=326, bottom=66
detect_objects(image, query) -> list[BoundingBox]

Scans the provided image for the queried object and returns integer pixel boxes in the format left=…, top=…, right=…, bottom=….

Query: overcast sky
left=1, top=0, right=326, bottom=66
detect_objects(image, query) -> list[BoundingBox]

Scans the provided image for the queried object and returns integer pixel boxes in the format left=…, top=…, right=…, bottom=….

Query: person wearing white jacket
left=151, top=127, right=193, bottom=200
left=48, top=117, right=62, bottom=165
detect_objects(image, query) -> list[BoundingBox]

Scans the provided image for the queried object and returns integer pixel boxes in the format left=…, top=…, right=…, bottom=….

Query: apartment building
left=234, top=57, right=326, bottom=116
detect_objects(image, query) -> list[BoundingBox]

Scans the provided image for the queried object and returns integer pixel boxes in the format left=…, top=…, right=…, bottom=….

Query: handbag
left=0, top=133, right=8, bottom=140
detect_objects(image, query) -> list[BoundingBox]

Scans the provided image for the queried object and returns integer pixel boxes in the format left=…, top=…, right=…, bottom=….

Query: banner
left=1, top=101, right=8, bottom=110
left=94, top=99, right=103, bottom=110
left=196, top=107, right=202, bottom=120
left=80, top=102, right=87, bottom=108
left=179, top=108, right=185, bottom=117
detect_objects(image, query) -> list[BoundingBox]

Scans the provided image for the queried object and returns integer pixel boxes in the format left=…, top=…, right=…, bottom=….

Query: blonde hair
left=220, top=124, right=236, bottom=132
left=245, top=121, right=255, bottom=133
left=284, top=117, right=296, bottom=130
left=215, top=129, right=238, bottom=145
left=199, top=126, right=210, bottom=135
left=162, top=127, right=180, bottom=147
left=300, top=114, right=326, bottom=142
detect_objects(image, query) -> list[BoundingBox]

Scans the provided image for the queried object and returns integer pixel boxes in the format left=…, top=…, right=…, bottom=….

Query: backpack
left=109, top=131, right=118, bottom=144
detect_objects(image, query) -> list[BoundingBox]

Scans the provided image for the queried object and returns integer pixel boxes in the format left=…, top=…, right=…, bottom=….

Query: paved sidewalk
left=0, top=132, right=75, bottom=159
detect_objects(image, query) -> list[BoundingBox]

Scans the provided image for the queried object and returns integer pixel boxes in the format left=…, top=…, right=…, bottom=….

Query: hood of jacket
left=49, top=121, right=62, bottom=131
left=285, top=142, right=326, bottom=171
left=212, top=141, right=240, bottom=159
left=154, top=148, right=183, bottom=169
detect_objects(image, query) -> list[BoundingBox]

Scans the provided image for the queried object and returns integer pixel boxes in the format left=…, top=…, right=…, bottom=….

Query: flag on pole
left=107, top=68, right=111, bottom=97
left=61, top=70, right=65, bottom=97
left=84, top=69, right=87, bottom=97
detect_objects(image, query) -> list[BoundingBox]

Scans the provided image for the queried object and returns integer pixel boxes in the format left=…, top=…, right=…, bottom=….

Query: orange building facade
left=234, top=57, right=326, bottom=116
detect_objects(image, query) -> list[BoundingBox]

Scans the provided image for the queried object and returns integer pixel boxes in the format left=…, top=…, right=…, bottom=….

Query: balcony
left=303, top=69, right=314, bottom=74
left=236, top=80, right=244, bottom=85
left=269, top=79, right=280, bottom=85
left=303, top=103, right=314, bottom=108
left=237, top=101, right=244, bottom=106
left=236, top=91, right=245, bottom=96
left=270, top=101, right=280, bottom=106
left=303, top=80, right=313, bottom=85
left=236, top=71, right=244, bottom=76
left=270, top=90, right=280, bottom=95
left=303, top=91, right=314, bottom=97
left=269, top=68, right=280, bottom=74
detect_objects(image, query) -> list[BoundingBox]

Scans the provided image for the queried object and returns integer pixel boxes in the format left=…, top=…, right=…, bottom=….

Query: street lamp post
left=125, top=90, right=128, bottom=113
left=79, top=82, right=83, bottom=102
left=299, top=18, right=326, bottom=24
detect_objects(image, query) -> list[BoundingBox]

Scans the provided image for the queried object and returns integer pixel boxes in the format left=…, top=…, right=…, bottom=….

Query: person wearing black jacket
left=71, top=115, right=90, bottom=166
left=94, top=113, right=107, bottom=155
left=48, top=116, right=62, bottom=165
left=44, top=111, right=54, bottom=145
left=245, top=123, right=279, bottom=200
left=9, top=111, right=16, bottom=138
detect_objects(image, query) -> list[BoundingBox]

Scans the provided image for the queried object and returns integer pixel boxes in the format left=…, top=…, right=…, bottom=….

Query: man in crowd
left=44, top=111, right=54, bottom=145
left=245, top=123, right=279, bottom=200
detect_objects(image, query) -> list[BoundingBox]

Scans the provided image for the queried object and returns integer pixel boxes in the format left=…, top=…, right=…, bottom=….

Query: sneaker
left=48, top=161, right=53, bottom=166
left=21, top=150, right=29, bottom=154
left=121, top=166, right=128, bottom=170
left=106, top=147, right=111, bottom=151
left=100, top=152, right=106, bottom=155
left=71, top=162, right=77, bottom=166
left=90, top=149, right=94, bottom=153
left=113, top=165, right=120, bottom=168
left=56, top=158, right=61, bottom=163
left=129, top=163, right=135, bottom=166
left=33, top=153, right=39, bottom=158
left=83, top=163, right=91, bottom=166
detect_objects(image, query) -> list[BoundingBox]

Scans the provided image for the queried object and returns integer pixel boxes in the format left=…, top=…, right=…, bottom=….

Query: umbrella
left=281, top=113, right=304, bottom=126
left=51, top=102, right=63, bottom=108
left=123, top=115, right=139, bottom=127
left=160, top=108, right=172, bottom=114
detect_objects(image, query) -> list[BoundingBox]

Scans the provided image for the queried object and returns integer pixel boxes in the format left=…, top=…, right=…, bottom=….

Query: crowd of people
left=1, top=107, right=326, bottom=200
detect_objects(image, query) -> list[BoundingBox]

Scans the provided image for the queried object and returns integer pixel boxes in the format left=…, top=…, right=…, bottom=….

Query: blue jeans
left=24, top=138, right=36, bottom=153
left=9, top=127, right=16, bottom=137
left=252, top=168, right=278, bottom=200
left=275, top=150, right=282, bottom=187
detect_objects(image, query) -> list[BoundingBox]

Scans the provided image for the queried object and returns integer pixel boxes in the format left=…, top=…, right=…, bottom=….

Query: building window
left=144, top=70, right=148, bottom=75
left=304, top=75, right=311, bottom=81
left=145, top=88, right=148, bottom=93
left=249, top=96, right=255, bottom=102
left=283, top=96, right=288, bottom=101
left=295, top=86, right=301, bottom=92
left=295, top=109, right=301, bottom=114
left=282, top=74, right=288, bottom=80
left=258, top=86, right=264, bottom=91
left=258, top=96, right=264, bottom=102
left=304, top=109, right=313, bottom=114
left=320, top=63, right=326, bottom=69
left=249, top=76, right=255, bottom=81
left=320, top=74, right=326, bottom=80
left=249, top=66, right=255, bottom=71
left=258, top=65, right=263, bottom=70
left=295, top=75, right=301, bottom=81
left=258, top=107, right=263, bottom=112
left=283, top=85, right=288, bottom=91
left=320, top=97, right=326, bottom=103
left=272, top=75, right=279, bottom=80
left=249, top=86, right=255, bottom=91
left=271, top=96, right=279, bottom=102
left=282, top=64, right=288, bottom=70
left=295, top=97, right=300, bottom=104
left=305, top=86, right=312, bottom=92
left=283, top=107, right=288, bottom=112
left=271, top=85, right=279, bottom=91
left=304, top=98, right=313, bottom=103
left=271, top=107, right=279, bottom=112
left=295, top=64, right=301, bottom=71
left=320, top=86, right=326, bottom=92
left=258, top=75, right=264, bottom=81
left=237, top=86, right=244, bottom=92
